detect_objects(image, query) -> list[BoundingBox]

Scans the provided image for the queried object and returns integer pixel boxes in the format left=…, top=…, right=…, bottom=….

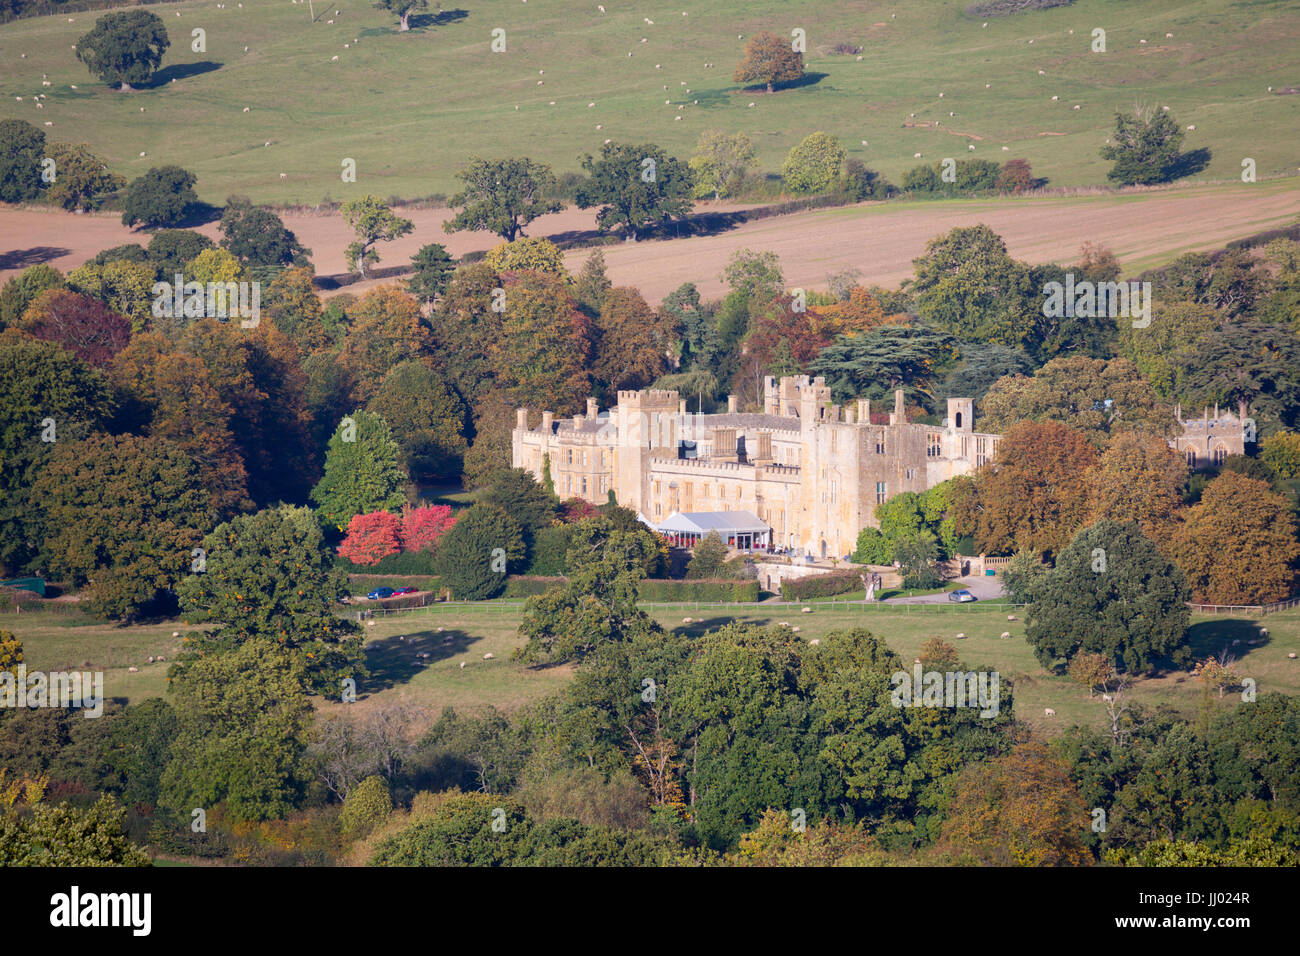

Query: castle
left=512, top=375, right=1002, bottom=559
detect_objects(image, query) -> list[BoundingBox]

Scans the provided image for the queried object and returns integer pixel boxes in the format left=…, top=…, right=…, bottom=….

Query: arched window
left=955, top=411, right=963, bottom=428
left=1212, top=443, right=1228, bottom=466
left=1186, top=449, right=1197, bottom=469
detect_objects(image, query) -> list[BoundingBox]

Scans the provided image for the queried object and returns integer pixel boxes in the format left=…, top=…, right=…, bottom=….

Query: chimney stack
left=542, top=411, right=554, bottom=432
left=679, top=399, right=687, bottom=415
left=516, top=408, right=528, bottom=429
left=858, top=399, right=871, bottom=423
left=727, top=394, right=737, bottom=413
left=586, top=398, right=598, bottom=419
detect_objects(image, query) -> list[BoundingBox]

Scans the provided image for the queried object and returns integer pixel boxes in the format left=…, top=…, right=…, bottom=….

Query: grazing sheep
left=128, top=666, right=139, bottom=673
left=1289, top=653, right=1297, bottom=659
left=460, top=661, right=466, bottom=669
left=1166, top=32, right=1174, bottom=38
left=791, top=626, right=801, bottom=633
left=955, top=632, right=966, bottom=639
left=1187, top=124, right=1195, bottom=130
left=1007, top=615, right=1016, bottom=621
left=808, top=638, right=820, bottom=645
left=914, top=152, right=922, bottom=158
left=1000, top=632, right=1011, bottom=639
left=683, top=617, right=693, bottom=624
left=483, top=653, right=494, bottom=660
left=1044, top=708, right=1055, bottom=716
left=173, top=631, right=180, bottom=638
left=147, top=656, right=155, bottom=664
left=1102, top=694, right=1113, bottom=702
left=801, top=607, right=812, bottom=613
left=968, top=144, right=975, bottom=150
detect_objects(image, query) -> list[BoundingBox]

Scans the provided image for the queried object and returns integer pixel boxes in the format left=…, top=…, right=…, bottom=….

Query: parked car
left=392, top=586, right=418, bottom=596
left=947, top=589, right=977, bottom=603
left=367, top=587, right=395, bottom=600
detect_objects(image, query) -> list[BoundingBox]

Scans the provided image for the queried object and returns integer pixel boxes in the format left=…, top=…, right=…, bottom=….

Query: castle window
left=927, top=433, right=941, bottom=457
left=876, top=481, right=887, bottom=504
left=1212, top=445, right=1227, bottom=466
left=1187, top=449, right=1197, bottom=468
left=905, top=468, right=914, bottom=480
left=876, top=433, right=886, bottom=455
left=581, top=477, right=587, bottom=494
left=955, top=411, right=963, bottom=428
left=567, top=449, right=573, bottom=466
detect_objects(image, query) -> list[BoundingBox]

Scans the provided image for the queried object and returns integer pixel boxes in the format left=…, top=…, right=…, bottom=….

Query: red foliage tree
left=402, top=504, right=457, bottom=553
left=559, top=497, right=599, bottom=523
left=996, top=159, right=1035, bottom=194
left=338, top=510, right=403, bottom=565
left=20, top=289, right=131, bottom=368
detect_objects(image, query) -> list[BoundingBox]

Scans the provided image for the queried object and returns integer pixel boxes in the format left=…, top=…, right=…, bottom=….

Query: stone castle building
left=1171, top=403, right=1250, bottom=469
left=512, top=375, right=1003, bottom=559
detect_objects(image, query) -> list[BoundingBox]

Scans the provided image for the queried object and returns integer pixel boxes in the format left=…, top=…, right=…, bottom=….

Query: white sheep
left=1044, top=707, right=1056, bottom=716
left=1000, top=631, right=1011, bottom=639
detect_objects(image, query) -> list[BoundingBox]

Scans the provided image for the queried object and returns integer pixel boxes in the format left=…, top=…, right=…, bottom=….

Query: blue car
left=367, top=587, right=395, bottom=600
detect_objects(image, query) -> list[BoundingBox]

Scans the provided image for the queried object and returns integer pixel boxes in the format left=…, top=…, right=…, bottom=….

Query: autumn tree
left=444, top=157, right=563, bottom=241
left=340, top=196, right=414, bottom=278
left=484, top=236, right=567, bottom=277
left=935, top=740, right=1091, bottom=866
left=1170, top=471, right=1300, bottom=605
left=337, top=510, right=404, bottom=566
left=980, top=357, right=1178, bottom=448
left=1025, top=520, right=1192, bottom=673
left=0, top=264, right=66, bottom=330
left=490, top=270, right=593, bottom=412
left=1069, top=652, right=1115, bottom=698
left=311, top=410, right=408, bottom=531
left=263, top=266, right=330, bottom=355
left=1262, top=431, right=1300, bottom=479
left=1088, top=429, right=1187, bottom=541
left=971, top=422, right=1098, bottom=557
left=18, top=290, right=130, bottom=368
left=402, top=504, right=457, bottom=553
left=175, top=505, right=364, bottom=695
left=338, top=285, right=427, bottom=403
left=733, top=30, right=804, bottom=93
left=66, top=259, right=155, bottom=332
left=591, top=286, right=674, bottom=392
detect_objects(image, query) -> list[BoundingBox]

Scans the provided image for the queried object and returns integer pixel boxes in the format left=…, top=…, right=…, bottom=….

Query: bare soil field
left=3, top=182, right=1297, bottom=303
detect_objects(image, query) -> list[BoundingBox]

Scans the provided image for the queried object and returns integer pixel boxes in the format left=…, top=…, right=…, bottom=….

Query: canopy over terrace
left=654, top=511, right=771, bottom=551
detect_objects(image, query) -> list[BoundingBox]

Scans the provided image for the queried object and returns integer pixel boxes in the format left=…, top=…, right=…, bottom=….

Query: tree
left=42, top=142, right=124, bottom=212
left=338, top=285, right=427, bottom=402
left=0, top=331, right=114, bottom=575
left=733, top=30, right=804, bottom=93
left=1100, top=104, right=1188, bottom=186
left=34, top=433, right=215, bottom=620
left=219, top=197, right=310, bottom=269
left=1179, top=322, right=1300, bottom=434
left=187, top=247, right=246, bottom=286
left=1262, top=431, right=1300, bottom=479
left=1000, top=549, right=1047, bottom=604
left=1069, top=651, right=1114, bottom=698
left=893, top=530, right=942, bottom=589
left=337, top=510, right=404, bottom=566
left=0, top=630, right=21, bottom=676
left=18, top=289, right=130, bottom=368
left=935, top=740, right=1090, bottom=866
left=146, top=228, right=215, bottom=281
left=1116, top=300, right=1221, bottom=399
left=160, top=640, right=314, bottom=822
left=980, top=357, right=1178, bottom=448
left=367, top=361, right=468, bottom=481
left=996, top=158, right=1036, bottom=193
left=311, top=410, right=408, bottom=531
left=484, top=236, right=567, bottom=277
left=480, top=466, right=557, bottom=542
left=575, top=142, right=694, bottom=240
left=121, top=166, right=198, bottom=229
left=1025, top=520, right=1192, bottom=672
left=940, top=341, right=1033, bottom=408
left=263, top=266, right=330, bottom=354
left=852, top=527, right=891, bottom=565
left=340, top=775, right=392, bottom=836
left=1089, top=430, right=1187, bottom=540
left=66, top=259, right=155, bottom=331
left=433, top=503, right=525, bottom=599
left=444, top=157, right=563, bottom=241
left=971, top=422, right=1099, bottom=557
left=689, top=130, right=757, bottom=200
left=374, top=0, right=427, bottom=32
left=1170, top=471, right=1300, bottom=605
left=839, top=158, right=894, bottom=201
left=592, top=286, right=673, bottom=391
left=75, top=9, right=170, bottom=90
left=175, top=504, right=364, bottom=692
left=101, top=697, right=177, bottom=808
left=811, top=325, right=955, bottom=409
left=488, top=270, right=594, bottom=413
left=408, top=243, right=455, bottom=305
left=0, top=120, right=45, bottom=203
left=0, top=775, right=147, bottom=866
left=687, top=530, right=729, bottom=578
left=781, top=132, right=845, bottom=195
left=906, top=225, right=1038, bottom=350
left=0, top=264, right=65, bottom=330
left=402, top=504, right=457, bottom=553
left=574, top=248, right=612, bottom=316
left=340, top=195, right=414, bottom=278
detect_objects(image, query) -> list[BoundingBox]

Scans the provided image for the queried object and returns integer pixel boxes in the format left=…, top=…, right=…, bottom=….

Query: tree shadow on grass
left=409, top=9, right=469, bottom=29
left=1168, top=147, right=1213, bottom=181
left=141, top=61, right=223, bottom=89
left=361, top=627, right=478, bottom=693
left=670, top=614, right=776, bottom=636
left=736, top=71, right=830, bottom=94
left=0, top=246, right=70, bottom=270
left=1185, top=617, right=1268, bottom=660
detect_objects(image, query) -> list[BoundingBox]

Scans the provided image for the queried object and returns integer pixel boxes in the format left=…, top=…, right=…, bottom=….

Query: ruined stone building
left=512, top=375, right=1002, bottom=559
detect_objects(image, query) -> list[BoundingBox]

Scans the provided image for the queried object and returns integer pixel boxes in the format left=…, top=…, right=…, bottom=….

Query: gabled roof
left=654, top=510, right=769, bottom=535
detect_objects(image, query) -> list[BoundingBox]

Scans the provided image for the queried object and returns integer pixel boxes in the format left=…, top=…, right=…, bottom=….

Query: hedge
left=637, top=578, right=760, bottom=602
left=336, top=549, right=439, bottom=575
left=779, top=570, right=863, bottom=601
left=503, top=576, right=567, bottom=598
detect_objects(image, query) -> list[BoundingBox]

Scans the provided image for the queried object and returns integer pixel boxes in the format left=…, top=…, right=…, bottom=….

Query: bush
left=525, top=524, right=575, bottom=576
left=638, top=579, right=760, bottom=602
left=341, top=776, right=393, bottom=837
left=338, top=549, right=440, bottom=575
left=779, top=570, right=862, bottom=601
left=503, top=576, right=568, bottom=598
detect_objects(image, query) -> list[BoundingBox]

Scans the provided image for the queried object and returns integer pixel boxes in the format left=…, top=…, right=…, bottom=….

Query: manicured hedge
left=638, top=579, right=760, bottom=602
left=779, top=570, right=863, bottom=601
left=503, top=576, right=567, bottom=598
left=337, top=549, right=439, bottom=575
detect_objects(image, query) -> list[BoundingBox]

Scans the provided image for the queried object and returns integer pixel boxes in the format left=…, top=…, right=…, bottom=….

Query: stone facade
left=1171, top=403, right=1250, bottom=470
left=513, top=376, right=1002, bottom=559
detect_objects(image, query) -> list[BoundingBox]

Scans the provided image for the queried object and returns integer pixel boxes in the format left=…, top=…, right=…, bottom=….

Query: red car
left=392, top=586, right=418, bottom=596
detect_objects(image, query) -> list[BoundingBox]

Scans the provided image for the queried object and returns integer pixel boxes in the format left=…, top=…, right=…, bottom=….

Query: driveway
left=884, top=574, right=1005, bottom=605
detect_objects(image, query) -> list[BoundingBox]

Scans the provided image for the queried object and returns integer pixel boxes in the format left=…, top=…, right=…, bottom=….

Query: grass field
left=9, top=601, right=1298, bottom=738
left=1, top=0, right=1297, bottom=204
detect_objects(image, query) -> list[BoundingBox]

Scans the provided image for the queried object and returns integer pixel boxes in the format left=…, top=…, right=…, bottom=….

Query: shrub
left=503, top=576, right=568, bottom=598
left=779, top=570, right=862, bottom=601
left=340, top=776, right=393, bottom=837
left=638, top=579, right=760, bottom=602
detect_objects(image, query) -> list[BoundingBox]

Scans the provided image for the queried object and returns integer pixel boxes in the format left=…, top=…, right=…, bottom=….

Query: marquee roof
left=654, top=511, right=769, bottom=535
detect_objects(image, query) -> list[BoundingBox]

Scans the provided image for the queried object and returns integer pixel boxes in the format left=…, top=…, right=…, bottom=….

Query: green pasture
left=1, top=0, right=1296, bottom=203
